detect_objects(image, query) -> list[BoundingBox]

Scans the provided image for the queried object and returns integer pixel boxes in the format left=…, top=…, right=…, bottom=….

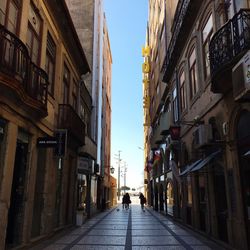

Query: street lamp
left=110, top=166, right=115, bottom=174
left=114, top=150, right=122, bottom=201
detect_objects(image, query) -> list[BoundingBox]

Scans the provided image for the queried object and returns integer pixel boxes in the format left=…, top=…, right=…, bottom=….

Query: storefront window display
left=77, top=174, right=87, bottom=211
left=167, top=181, right=174, bottom=215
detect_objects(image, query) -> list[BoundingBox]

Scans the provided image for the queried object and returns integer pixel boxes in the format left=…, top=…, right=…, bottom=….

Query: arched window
left=179, top=68, right=187, bottom=112
left=188, top=46, right=198, bottom=99
left=201, top=13, right=214, bottom=80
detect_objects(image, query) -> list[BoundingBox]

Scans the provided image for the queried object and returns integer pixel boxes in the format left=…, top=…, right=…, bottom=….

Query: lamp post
left=114, top=150, right=122, bottom=201
left=121, top=161, right=127, bottom=195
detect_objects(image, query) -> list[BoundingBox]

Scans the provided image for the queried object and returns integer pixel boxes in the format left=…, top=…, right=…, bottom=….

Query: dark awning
left=179, top=159, right=203, bottom=177
left=190, top=150, right=221, bottom=173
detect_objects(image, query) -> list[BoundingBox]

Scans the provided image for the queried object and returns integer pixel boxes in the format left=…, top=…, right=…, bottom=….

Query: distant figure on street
left=123, top=193, right=131, bottom=210
left=139, top=193, right=146, bottom=211
left=122, top=194, right=126, bottom=209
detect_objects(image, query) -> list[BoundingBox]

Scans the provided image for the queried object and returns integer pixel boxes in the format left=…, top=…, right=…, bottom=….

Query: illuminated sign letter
left=143, top=78, right=149, bottom=89
left=142, top=46, right=151, bottom=57
left=143, top=96, right=150, bottom=109
left=142, top=62, right=150, bottom=73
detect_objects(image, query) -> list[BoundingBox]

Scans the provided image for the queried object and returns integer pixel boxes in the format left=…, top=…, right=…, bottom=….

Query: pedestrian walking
left=139, top=192, right=146, bottom=211
left=122, top=194, right=126, bottom=209
left=123, top=193, right=131, bottom=210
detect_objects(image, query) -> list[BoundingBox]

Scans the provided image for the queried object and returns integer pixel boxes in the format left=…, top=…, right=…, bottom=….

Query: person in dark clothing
left=123, top=193, right=131, bottom=209
left=122, top=194, right=126, bottom=209
left=139, top=193, right=146, bottom=211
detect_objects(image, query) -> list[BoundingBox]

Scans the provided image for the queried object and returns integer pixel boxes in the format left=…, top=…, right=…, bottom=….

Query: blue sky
left=104, top=0, right=148, bottom=189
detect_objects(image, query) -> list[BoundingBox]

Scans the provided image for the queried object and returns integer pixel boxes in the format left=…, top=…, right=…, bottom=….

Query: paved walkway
left=32, top=204, right=225, bottom=250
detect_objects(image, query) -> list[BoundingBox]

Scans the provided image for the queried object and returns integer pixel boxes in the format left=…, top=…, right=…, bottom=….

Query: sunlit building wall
left=0, top=0, right=90, bottom=248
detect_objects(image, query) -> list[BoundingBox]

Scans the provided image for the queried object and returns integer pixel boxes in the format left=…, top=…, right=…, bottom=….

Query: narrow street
left=32, top=198, right=224, bottom=250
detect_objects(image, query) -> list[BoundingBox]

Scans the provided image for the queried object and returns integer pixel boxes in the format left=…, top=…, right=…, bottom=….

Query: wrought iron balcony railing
left=209, top=9, right=250, bottom=93
left=162, top=0, right=202, bottom=83
left=0, top=25, right=48, bottom=115
left=58, top=104, right=86, bottom=146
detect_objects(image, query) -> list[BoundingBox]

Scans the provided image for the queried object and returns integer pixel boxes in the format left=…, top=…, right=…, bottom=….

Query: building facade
left=144, top=0, right=250, bottom=249
left=0, top=0, right=90, bottom=248
left=101, top=13, right=113, bottom=209
left=66, top=0, right=114, bottom=214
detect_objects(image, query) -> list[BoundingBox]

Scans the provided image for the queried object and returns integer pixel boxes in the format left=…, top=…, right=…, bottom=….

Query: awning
left=179, top=159, right=203, bottom=176
left=190, top=150, right=221, bottom=173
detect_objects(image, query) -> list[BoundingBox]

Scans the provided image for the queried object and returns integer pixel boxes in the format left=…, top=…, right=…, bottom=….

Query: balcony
left=0, top=25, right=48, bottom=117
left=162, top=0, right=202, bottom=83
left=58, top=104, right=86, bottom=146
left=209, top=9, right=250, bottom=93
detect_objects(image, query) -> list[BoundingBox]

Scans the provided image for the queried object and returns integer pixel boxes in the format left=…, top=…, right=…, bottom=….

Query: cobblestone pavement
left=31, top=203, right=225, bottom=250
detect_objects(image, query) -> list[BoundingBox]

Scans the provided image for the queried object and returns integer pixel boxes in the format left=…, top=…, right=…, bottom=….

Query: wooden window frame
left=179, top=69, right=186, bottom=112
left=189, top=47, right=198, bottom=99
left=63, top=63, right=70, bottom=104
left=45, top=32, right=56, bottom=96
left=27, top=2, right=42, bottom=65
left=0, top=0, right=22, bottom=35
left=202, top=13, right=213, bottom=80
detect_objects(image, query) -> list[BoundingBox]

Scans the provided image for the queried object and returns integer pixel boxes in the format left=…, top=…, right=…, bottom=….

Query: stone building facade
left=144, top=0, right=250, bottom=249
left=0, top=0, right=90, bottom=248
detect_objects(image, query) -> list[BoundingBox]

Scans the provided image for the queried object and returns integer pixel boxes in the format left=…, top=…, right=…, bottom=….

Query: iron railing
left=209, top=9, right=250, bottom=81
left=58, top=104, right=86, bottom=145
left=0, top=25, right=48, bottom=111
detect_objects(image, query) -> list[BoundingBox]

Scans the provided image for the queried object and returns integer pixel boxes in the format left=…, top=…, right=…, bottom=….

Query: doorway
left=237, top=110, right=250, bottom=248
left=159, top=184, right=164, bottom=211
left=213, top=164, right=228, bottom=242
left=6, top=138, right=29, bottom=247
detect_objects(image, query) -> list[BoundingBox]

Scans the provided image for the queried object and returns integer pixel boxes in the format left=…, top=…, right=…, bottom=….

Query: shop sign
left=142, top=45, right=151, bottom=127
left=37, top=137, right=58, bottom=147
left=77, top=157, right=92, bottom=174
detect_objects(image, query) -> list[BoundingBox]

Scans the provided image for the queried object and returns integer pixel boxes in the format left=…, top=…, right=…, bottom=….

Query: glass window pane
left=26, top=28, right=32, bottom=55
left=189, top=48, right=196, bottom=66
left=202, top=14, right=213, bottom=42
left=0, top=0, right=7, bottom=25
left=7, top=2, right=18, bottom=34
left=32, top=36, right=39, bottom=64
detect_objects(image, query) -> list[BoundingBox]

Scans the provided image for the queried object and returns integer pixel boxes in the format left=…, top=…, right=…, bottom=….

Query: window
left=189, top=47, right=198, bottom=99
left=0, top=0, right=21, bottom=34
left=72, top=79, right=77, bottom=111
left=173, top=86, right=178, bottom=122
left=179, top=70, right=186, bottom=112
left=63, top=64, right=70, bottom=104
left=26, top=3, right=42, bottom=65
left=156, top=82, right=160, bottom=95
left=45, top=32, right=56, bottom=95
left=202, top=14, right=213, bottom=80
left=160, top=24, right=165, bottom=42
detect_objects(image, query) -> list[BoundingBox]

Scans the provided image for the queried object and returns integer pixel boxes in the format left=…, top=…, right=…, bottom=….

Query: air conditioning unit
left=232, top=50, right=250, bottom=101
left=193, top=124, right=212, bottom=148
